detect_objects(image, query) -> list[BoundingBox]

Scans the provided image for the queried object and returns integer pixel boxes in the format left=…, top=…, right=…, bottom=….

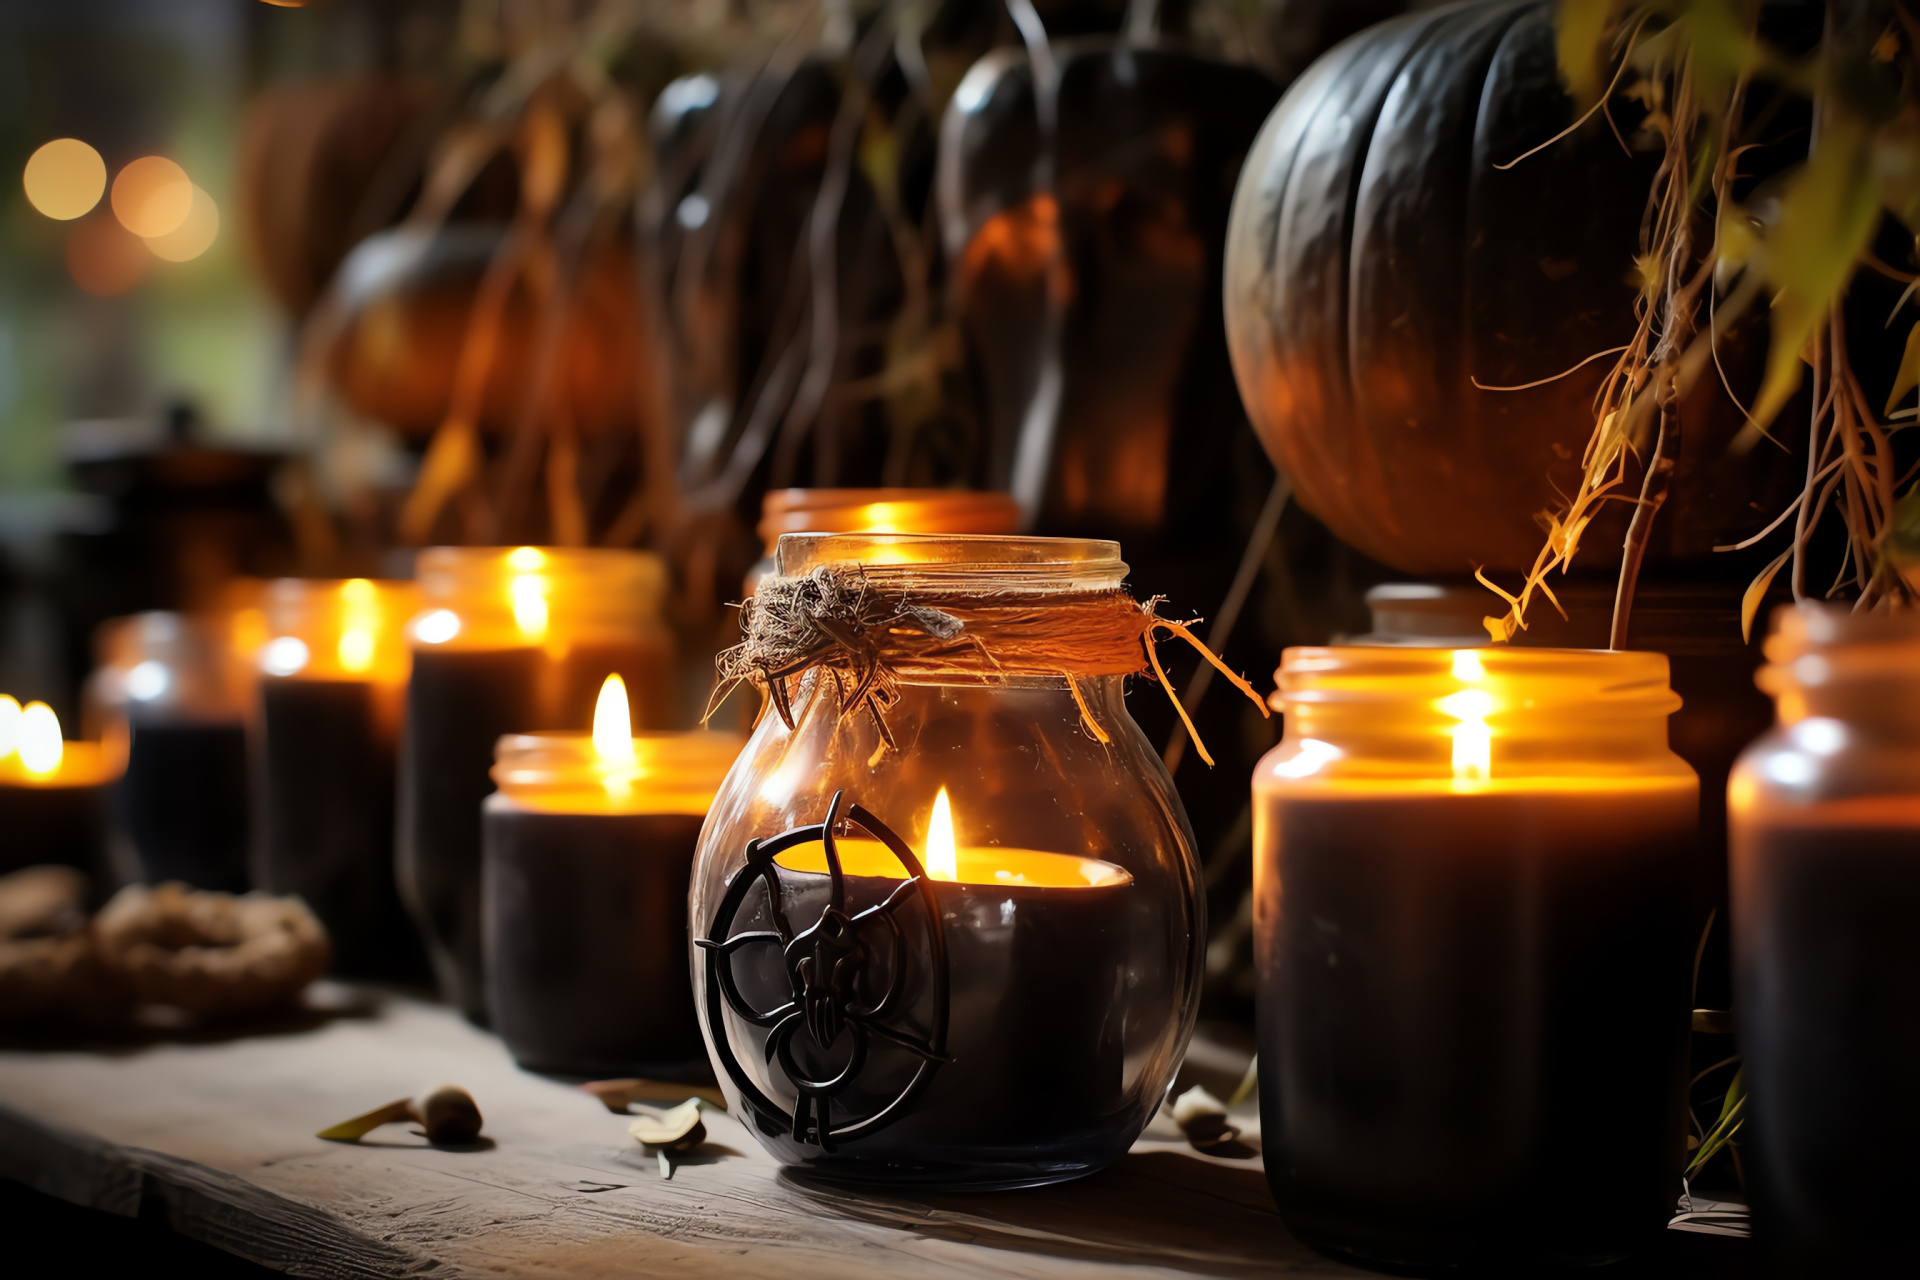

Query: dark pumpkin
left=1223, top=0, right=1802, bottom=577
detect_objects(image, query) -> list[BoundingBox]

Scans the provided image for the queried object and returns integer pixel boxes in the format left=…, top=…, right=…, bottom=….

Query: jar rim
left=1275, top=644, right=1680, bottom=717
left=773, top=533, right=1126, bottom=587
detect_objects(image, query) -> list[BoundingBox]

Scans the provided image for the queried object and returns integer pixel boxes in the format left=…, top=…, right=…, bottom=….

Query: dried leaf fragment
left=317, top=1084, right=482, bottom=1144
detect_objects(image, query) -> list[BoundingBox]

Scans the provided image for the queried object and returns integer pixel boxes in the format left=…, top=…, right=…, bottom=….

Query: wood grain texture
left=0, top=991, right=1358, bottom=1278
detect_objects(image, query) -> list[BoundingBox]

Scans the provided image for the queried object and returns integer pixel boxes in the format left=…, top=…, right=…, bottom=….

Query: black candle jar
left=1253, top=646, right=1699, bottom=1270
left=253, top=578, right=425, bottom=982
left=693, top=533, right=1212, bottom=1190
left=0, top=697, right=117, bottom=880
left=91, top=611, right=253, bottom=891
left=398, top=547, right=675, bottom=1021
left=483, top=716, right=742, bottom=1077
left=1730, top=605, right=1920, bottom=1276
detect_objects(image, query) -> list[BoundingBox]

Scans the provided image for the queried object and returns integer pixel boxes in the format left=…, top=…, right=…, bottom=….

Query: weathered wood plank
left=0, top=991, right=1355, bottom=1278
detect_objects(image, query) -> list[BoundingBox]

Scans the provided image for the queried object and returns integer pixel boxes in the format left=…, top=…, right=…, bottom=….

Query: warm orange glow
left=775, top=838, right=1130, bottom=889
left=0, top=695, right=19, bottom=759
left=593, top=675, right=636, bottom=766
left=111, top=157, right=193, bottom=238
left=144, top=185, right=219, bottom=262
left=926, top=787, right=958, bottom=882
left=17, top=702, right=63, bottom=777
left=507, top=546, right=546, bottom=571
left=23, top=139, right=106, bottom=220
left=1440, top=650, right=1493, bottom=785
left=65, top=216, right=150, bottom=296
left=335, top=579, right=380, bottom=673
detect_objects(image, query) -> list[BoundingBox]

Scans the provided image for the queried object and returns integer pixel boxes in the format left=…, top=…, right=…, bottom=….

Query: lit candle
left=744, top=489, right=1023, bottom=595
left=400, top=547, right=677, bottom=1021
left=255, top=578, right=425, bottom=982
left=1253, top=645, right=1699, bottom=1270
left=483, top=674, right=743, bottom=1077
left=731, top=786, right=1138, bottom=1178
left=0, top=698, right=120, bottom=880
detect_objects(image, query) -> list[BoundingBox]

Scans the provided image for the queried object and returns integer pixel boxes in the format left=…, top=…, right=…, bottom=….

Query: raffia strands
left=707, top=566, right=1267, bottom=766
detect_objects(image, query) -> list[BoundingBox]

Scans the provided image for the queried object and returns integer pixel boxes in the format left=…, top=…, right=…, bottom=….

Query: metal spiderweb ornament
left=697, top=791, right=951, bottom=1151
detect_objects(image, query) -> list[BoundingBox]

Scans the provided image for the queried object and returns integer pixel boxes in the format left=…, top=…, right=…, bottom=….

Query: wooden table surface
left=0, top=989, right=1368, bottom=1278
left=0, top=990, right=1751, bottom=1278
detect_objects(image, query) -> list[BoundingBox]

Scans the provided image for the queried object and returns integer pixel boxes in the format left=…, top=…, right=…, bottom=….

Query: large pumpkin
left=1223, top=0, right=1801, bottom=576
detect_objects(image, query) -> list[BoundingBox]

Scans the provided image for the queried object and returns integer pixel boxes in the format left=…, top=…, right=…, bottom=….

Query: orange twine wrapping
left=707, top=566, right=1267, bottom=766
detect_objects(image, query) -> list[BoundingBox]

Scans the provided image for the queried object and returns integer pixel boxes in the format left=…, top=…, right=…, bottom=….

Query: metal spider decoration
left=697, top=790, right=951, bottom=1152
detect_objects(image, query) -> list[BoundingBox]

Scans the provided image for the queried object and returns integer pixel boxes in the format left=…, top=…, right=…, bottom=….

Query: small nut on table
left=318, top=1084, right=483, bottom=1145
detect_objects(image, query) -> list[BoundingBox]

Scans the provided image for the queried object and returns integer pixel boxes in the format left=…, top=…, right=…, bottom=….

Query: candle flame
left=593, top=674, right=635, bottom=765
left=338, top=629, right=375, bottom=672
left=1442, top=652, right=1492, bottom=783
left=511, top=574, right=549, bottom=639
left=18, top=702, right=62, bottom=776
left=926, top=787, right=958, bottom=882
left=338, top=579, right=379, bottom=672
left=507, top=546, right=546, bottom=571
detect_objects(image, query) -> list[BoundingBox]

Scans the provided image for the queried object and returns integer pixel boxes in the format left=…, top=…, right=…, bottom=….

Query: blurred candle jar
left=1253, top=647, right=1699, bottom=1270
left=90, top=612, right=253, bottom=891
left=0, top=697, right=120, bottom=879
left=399, top=547, right=674, bottom=1021
left=1729, top=605, right=1920, bottom=1277
left=745, top=489, right=1023, bottom=595
left=694, top=533, right=1223, bottom=1189
left=254, top=578, right=425, bottom=982
left=484, top=675, right=743, bottom=1078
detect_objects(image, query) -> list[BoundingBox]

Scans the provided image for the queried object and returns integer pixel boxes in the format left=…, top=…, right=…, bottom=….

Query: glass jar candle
left=1253, top=646, right=1699, bottom=1270
left=0, top=697, right=119, bottom=880
left=744, top=489, right=1024, bottom=595
left=694, top=532, right=1208, bottom=1189
left=484, top=676, right=743, bottom=1078
left=91, top=611, right=253, bottom=891
left=399, top=546, right=675, bottom=1021
left=254, top=578, right=425, bottom=982
left=1729, top=605, right=1920, bottom=1276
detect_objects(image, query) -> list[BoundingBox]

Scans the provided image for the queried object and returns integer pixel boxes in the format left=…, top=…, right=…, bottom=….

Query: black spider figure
left=697, top=791, right=952, bottom=1152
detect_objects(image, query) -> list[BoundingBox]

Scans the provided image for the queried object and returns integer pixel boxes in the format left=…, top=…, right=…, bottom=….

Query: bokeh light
left=23, top=138, right=107, bottom=220
left=111, top=156, right=193, bottom=238
left=65, top=216, right=152, bottom=296
left=144, top=185, right=219, bottom=262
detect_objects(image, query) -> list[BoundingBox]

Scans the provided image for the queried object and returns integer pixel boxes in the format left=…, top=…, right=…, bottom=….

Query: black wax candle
left=0, top=781, right=112, bottom=881
left=483, top=804, right=707, bottom=1077
left=1255, top=790, right=1696, bottom=1269
left=1734, top=814, right=1920, bottom=1277
left=716, top=847, right=1136, bottom=1187
left=399, top=639, right=670, bottom=1021
left=116, top=720, right=250, bottom=890
left=257, top=677, right=425, bottom=982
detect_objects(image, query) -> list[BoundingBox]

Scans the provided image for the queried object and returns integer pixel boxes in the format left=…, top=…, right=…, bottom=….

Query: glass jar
left=693, top=533, right=1201, bottom=1189
left=255, top=578, right=425, bottom=982
left=399, top=546, right=675, bottom=1021
left=1253, top=646, right=1699, bottom=1270
left=484, top=714, right=743, bottom=1078
left=1729, top=605, right=1920, bottom=1276
left=89, top=610, right=253, bottom=891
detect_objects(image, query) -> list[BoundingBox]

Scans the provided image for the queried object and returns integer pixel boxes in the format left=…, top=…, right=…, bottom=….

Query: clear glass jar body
left=1728, top=606, right=1920, bottom=1276
left=255, top=579, right=424, bottom=982
left=1253, top=646, right=1699, bottom=1270
left=89, top=610, right=253, bottom=891
left=398, top=547, right=675, bottom=1021
left=693, top=534, right=1202, bottom=1189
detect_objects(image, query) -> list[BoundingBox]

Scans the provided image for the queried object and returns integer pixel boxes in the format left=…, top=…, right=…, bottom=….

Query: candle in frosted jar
left=483, top=676, right=743, bottom=1077
left=255, top=578, right=425, bottom=982
left=694, top=533, right=1244, bottom=1189
left=744, top=489, right=1023, bottom=595
left=0, top=699, right=119, bottom=880
left=1729, top=605, right=1920, bottom=1277
left=1253, top=646, right=1699, bottom=1270
left=400, top=546, right=675, bottom=1021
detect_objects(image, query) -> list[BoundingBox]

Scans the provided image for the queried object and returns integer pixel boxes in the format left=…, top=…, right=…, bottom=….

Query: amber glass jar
left=484, top=718, right=743, bottom=1078
left=1254, top=646, right=1699, bottom=1270
left=1729, top=605, right=1920, bottom=1276
left=255, top=578, right=424, bottom=982
left=694, top=533, right=1201, bottom=1188
left=744, top=488, right=1023, bottom=594
left=399, top=547, right=674, bottom=1020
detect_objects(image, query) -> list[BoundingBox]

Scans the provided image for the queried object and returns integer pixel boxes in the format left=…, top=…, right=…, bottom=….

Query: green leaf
left=1887, top=482, right=1920, bottom=567
left=1685, top=1066, right=1748, bottom=1178
left=1753, top=113, right=1881, bottom=428
left=1887, top=322, right=1920, bottom=415
left=1872, top=110, right=1920, bottom=233
left=1557, top=0, right=1624, bottom=107
left=1742, top=545, right=1795, bottom=642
